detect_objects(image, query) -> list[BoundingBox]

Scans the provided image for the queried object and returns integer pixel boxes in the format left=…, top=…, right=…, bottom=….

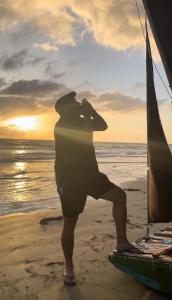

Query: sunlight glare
left=7, top=116, right=37, bottom=131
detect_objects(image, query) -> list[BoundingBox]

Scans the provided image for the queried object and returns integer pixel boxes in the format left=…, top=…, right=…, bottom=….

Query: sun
left=7, top=116, right=38, bottom=131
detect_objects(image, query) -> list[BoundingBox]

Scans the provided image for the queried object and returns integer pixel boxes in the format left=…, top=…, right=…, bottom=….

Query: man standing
left=54, top=91, right=141, bottom=285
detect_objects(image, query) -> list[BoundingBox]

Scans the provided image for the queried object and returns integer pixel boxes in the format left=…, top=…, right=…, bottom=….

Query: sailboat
left=108, top=0, right=172, bottom=296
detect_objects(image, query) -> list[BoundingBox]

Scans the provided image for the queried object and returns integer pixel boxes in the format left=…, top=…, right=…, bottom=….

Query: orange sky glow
left=0, top=0, right=172, bottom=143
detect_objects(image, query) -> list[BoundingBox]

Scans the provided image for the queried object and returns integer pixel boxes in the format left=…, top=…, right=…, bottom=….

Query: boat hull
left=109, top=252, right=172, bottom=297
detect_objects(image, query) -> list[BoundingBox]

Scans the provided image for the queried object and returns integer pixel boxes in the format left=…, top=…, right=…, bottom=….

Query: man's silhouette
left=54, top=91, right=142, bottom=285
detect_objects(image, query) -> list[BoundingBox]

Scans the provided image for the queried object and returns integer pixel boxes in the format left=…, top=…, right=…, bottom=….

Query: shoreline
left=0, top=176, right=168, bottom=299
left=0, top=176, right=146, bottom=218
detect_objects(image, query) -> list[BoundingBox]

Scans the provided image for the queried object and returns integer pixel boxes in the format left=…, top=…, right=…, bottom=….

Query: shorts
left=57, top=172, right=118, bottom=217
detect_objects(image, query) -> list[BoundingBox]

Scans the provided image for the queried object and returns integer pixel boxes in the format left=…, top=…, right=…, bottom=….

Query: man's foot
left=63, top=267, right=76, bottom=286
left=116, top=242, right=144, bottom=254
left=117, top=246, right=144, bottom=254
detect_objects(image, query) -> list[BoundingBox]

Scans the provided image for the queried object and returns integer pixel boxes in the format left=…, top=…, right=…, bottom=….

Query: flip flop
left=63, top=272, right=76, bottom=286
left=116, top=245, right=144, bottom=254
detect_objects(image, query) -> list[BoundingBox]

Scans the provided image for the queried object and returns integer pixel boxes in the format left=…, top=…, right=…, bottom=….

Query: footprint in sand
left=0, top=281, right=20, bottom=297
left=40, top=216, right=63, bottom=225
left=90, top=245, right=100, bottom=252
left=45, top=261, right=64, bottom=267
left=89, top=259, right=98, bottom=263
left=25, top=265, right=59, bottom=288
left=23, top=258, right=45, bottom=264
left=10, top=245, right=27, bottom=253
left=90, top=233, right=97, bottom=240
left=25, top=266, right=37, bottom=277
left=106, top=233, right=115, bottom=239
left=84, top=233, right=97, bottom=243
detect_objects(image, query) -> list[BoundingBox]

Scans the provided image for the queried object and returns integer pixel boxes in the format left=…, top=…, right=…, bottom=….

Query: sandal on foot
left=116, top=245, right=144, bottom=254
left=63, top=272, right=76, bottom=286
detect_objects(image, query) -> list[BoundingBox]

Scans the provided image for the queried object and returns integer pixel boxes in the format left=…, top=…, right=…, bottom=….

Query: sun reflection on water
left=15, top=162, right=26, bottom=171
left=13, top=162, right=27, bottom=201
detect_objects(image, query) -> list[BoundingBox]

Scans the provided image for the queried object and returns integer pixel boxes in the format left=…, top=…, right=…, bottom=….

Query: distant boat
left=109, top=0, right=172, bottom=297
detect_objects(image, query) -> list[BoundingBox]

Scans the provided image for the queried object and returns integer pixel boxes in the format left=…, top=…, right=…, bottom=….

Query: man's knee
left=63, top=215, right=79, bottom=230
left=101, top=186, right=126, bottom=203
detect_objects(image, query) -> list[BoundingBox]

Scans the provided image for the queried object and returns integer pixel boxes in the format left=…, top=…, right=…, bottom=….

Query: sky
left=0, top=0, right=172, bottom=143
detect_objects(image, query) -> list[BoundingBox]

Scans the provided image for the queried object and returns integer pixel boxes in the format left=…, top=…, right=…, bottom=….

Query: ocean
left=0, top=139, right=157, bottom=217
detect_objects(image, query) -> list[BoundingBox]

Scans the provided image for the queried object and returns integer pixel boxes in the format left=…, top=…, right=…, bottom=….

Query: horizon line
left=0, top=137, right=148, bottom=144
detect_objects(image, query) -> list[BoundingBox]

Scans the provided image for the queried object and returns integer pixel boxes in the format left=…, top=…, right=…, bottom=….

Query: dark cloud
left=0, top=79, right=71, bottom=119
left=2, top=49, right=28, bottom=70
left=1, top=79, right=66, bottom=97
left=44, top=60, right=66, bottom=80
left=0, top=95, right=41, bottom=117
left=0, top=79, right=145, bottom=123
left=45, top=63, right=53, bottom=76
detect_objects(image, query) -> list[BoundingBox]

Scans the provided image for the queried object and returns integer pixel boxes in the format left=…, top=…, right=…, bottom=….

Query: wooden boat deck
left=112, top=226, right=172, bottom=263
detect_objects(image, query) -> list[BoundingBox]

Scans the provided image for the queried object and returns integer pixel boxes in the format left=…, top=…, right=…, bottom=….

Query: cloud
left=70, top=0, right=145, bottom=51
left=77, top=81, right=94, bottom=91
left=0, top=3, right=19, bottom=32
left=0, top=79, right=145, bottom=122
left=1, top=49, right=28, bottom=70
left=44, top=60, right=66, bottom=79
left=0, top=93, right=59, bottom=120
left=97, top=92, right=145, bottom=112
left=53, top=72, right=66, bottom=80
left=0, top=79, right=66, bottom=97
left=0, top=78, right=6, bottom=88
left=0, top=0, right=146, bottom=52
left=0, top=1, right=77, bottom=46
left=0, top=95, right=41, bottom=118
left=78, top=90, right=145, bottom=113
left=68, top=57, right=91, bottom=67
left=32, top=57, right=45, bottom=65
left=132, top=81, right=146, bottom=91
left=33, top=43, right=59, bottom=52
left=0, top=79, right=70, bottom=119
left=0, top=124, right=26, bottom=139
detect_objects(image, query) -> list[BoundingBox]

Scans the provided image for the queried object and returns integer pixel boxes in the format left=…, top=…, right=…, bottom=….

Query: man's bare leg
left=61, top=215, right=79, bottom=275
left=101, top=186, right=135, bottom=251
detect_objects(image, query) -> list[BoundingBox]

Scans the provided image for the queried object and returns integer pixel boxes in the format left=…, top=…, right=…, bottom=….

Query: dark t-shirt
left=54, top=117, right=99, bottom=188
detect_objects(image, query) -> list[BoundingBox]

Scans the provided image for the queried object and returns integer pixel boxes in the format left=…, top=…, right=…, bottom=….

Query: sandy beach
left=0, top=178, right=169, bottom=300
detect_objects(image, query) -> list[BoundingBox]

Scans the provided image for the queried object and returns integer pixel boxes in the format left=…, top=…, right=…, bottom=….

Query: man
left=54, top=91, right=142, bottom=285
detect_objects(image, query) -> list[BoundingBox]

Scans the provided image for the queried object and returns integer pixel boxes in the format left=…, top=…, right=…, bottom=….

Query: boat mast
left=145, top=17, right=151, bottom=241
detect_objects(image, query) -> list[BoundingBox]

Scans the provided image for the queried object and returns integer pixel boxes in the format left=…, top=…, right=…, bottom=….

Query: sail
left=146, top=26, right=172, bottom=223
left=143, top=0, right=172, bottom=89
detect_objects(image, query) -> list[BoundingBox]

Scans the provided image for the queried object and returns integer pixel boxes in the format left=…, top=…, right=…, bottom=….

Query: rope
left=134, top=0, right=172, bottom=101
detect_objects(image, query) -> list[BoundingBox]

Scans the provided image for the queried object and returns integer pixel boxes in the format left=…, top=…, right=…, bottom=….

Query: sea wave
left=0, top=139, right=171, bottom=217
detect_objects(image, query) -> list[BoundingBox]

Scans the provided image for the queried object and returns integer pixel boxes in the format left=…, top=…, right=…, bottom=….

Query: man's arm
left=81, top=99, right=108, bottom=131
left=91, top=109, right=108, bottom=131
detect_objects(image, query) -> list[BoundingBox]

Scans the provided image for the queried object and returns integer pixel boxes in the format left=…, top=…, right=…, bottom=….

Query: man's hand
left=80, top=99, right=94, bottom=118
left=81, top=98, right=108, bottom=131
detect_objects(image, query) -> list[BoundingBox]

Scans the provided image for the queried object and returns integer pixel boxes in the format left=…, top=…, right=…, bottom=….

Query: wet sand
left=0, top=178, right=170, bottom=300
